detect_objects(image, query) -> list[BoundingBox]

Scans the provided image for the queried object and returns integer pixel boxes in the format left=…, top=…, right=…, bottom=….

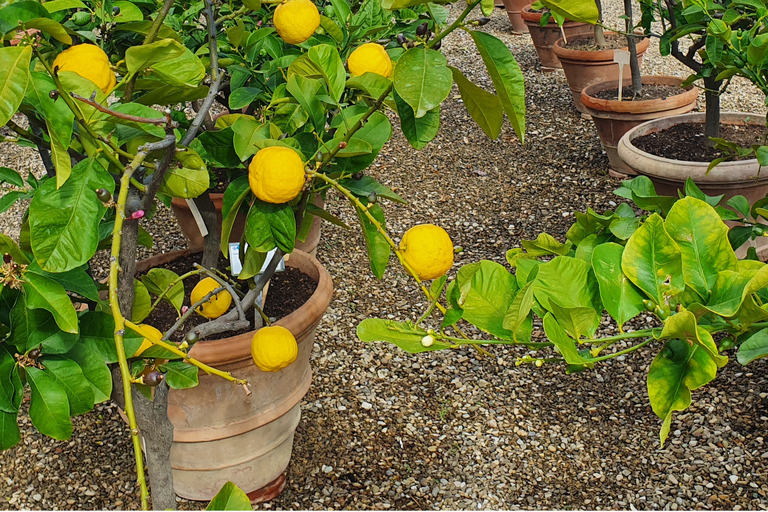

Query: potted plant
left=617, top=0, right=768, bottom=203
left=547, top=0, right=650, bottom=114
left=0, top=0, right=526, bottom=508
left=359, top=175, right=768, bottom=446
left=501, top=0, right=530, bottom=34
left=520, top=2, right=593, bottom=72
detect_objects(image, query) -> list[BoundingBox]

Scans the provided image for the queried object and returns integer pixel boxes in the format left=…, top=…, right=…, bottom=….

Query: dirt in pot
left=563, top=33, right=629, bottom=51
left=137, top=252, right=317, bottom=341
left=592, top=84, right=685, bottom=101
left=632, top=122, right=768, bottom=162
left=208, top=168, right=245, bottom=194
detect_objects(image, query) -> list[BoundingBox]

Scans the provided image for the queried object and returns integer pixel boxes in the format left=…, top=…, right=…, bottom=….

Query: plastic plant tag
left=185, top=199, right=208, bottom=237
left=228, top=244, right=285, bottom=277
left=613, top=50, right=630, bottom=101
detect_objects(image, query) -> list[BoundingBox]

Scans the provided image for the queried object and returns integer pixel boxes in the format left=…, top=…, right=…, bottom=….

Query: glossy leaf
left=455, top=261, right=517, bottom=339
left=659, top=310, right=728, bottom=367
left=357, top=319, right=447, bottom=353
left=355, top=202, right=390, bottom=279
left=0, top=46, right=32, bottom=128
left=0, top=411, right=20, bottom=450
left=29, top=158, right=113, bottom=273
left=287, top=44, right=346, bottom=102
left=448, top=66, right=503, bottom=140
left=542, top=313, right=594, bottom=369
left=393, top=47, right=452, bottom=118
left=221, top=176, right=251, bottom=256
left=622, top=213, right=684, bottom=305
left=469, top=30, right=525, bottom=141
left=126, top=38, right=187, bottom=74
left=43, top=357, right=94, bottom=416
left=26, top=367, right=73, bottom=440
left=538, top=0, right=599, bottom=23
left=159, top=361, right=199, bottom=389
left=245, top=200, right=296, bottom=254
left=65, top=340, right=112, bottom=403
left=591, top=243, right=644, bottom=329
left=22, top=271, right=78, bottom=334
left=9, top=302, right=78, bottom=354
left=207, top=482, right=253, bottom=511
left=131, top=279, right=152, bottom=323
left=648, top=338, right=717, bottom=446
left=532, top=256, right=601, bottom=334
left=0, top=345, right=18, bottom=413
left=393, top=89, right=440, bottom=150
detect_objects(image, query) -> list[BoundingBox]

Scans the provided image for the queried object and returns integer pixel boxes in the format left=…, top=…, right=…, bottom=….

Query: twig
left=71, top=92, right=177, bottom=127
left=194, top=263, right=246, bottom=320
left=164, top=285, right=227, bottom=340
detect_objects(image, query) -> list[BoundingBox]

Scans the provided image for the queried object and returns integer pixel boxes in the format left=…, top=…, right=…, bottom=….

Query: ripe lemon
left=52, top=44, right=116, bottom=94
left=400, top=224, right=454, bottom=280
left=348, top=43, right=393, bottom=78
left=190, top=277, right=232, bottom=319
left=249, top=146, right=306, bottom=204
left=251, top=325, right=298, bottom=372
left=274, top=0, right=320, bottom=45
left=133, top=325, right=162, bottom=357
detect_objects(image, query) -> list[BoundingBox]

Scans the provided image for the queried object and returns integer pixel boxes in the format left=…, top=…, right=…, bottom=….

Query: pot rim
left=581, top=75, right=699, bottom=114
left=617, top=111, right=768, bottom=182
left=134, top=248, right=333, bottom=366
left=520, top=3, right=587, bottom=25
left=553, top=31, right=650, bottom=61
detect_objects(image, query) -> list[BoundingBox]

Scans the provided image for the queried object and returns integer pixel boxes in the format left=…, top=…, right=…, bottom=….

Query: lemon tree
left=0, top=0, right=526, bottom=508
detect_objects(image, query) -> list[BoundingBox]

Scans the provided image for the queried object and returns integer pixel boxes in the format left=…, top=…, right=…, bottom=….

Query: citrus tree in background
left=0, top=0, right=527, bottom=507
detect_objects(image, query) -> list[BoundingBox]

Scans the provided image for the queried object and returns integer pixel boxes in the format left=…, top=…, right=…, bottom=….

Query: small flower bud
left=3, top=253, right=11, bottom=264
left=421, top=335, right=434, bottom=347
left=338, top=141, right=347, bottom=149
left=49, top=89, right=60, bottom=100
left=130, top=209, right=145, bottom=220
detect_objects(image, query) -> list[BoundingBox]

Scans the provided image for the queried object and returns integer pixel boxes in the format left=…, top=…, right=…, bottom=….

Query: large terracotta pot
left=521, top=4, right=592, bottom=72
left=501, top=0, right=529, bottom=34
left=135, top=248, right=334, bottom=502
left=581, top=76, right=699, bottom=176
left=172, top=194, right=324, bottom=257
left=618, top=112, right=768, bottom=258
left=553, top=32, right=650, bottom=114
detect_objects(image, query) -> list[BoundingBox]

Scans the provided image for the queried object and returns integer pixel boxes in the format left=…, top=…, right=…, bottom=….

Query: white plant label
left=228, top=244, right=285, bottom=277
left=613, top=50, right=631, bottom=101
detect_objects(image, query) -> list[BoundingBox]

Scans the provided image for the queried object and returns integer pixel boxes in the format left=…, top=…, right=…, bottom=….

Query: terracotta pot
left=521, top=5, right=593, bottom=72
left=134, top=248, right=334, bottom=502
left=618, top=112, right=768, bottom=258
left=581, top=76, right=699, bottom=175
left=171, top=194, right=324, bottom=257
left=553, top=32, right=650, bottom=114
left=501, top=0, right=529, bottom=34
left=495, top=0, right=504, bottom=6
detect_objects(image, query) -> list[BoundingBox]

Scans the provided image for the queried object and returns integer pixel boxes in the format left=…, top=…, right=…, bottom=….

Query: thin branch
left=164, top=285, right=228, bottom=340
left=194, top=263, right=246, bottom=320
left=70, top=93, right=177, bottom=127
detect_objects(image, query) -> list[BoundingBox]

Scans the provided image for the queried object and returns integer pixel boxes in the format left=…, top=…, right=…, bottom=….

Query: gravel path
left=3, top=1, right=768, bottom=510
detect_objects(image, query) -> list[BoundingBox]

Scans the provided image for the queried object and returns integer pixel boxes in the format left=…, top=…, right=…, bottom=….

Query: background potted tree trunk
left=521, top=3, right=593, bottom=72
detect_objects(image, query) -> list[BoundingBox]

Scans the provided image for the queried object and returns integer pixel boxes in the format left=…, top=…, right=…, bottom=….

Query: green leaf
left=207, top=482, right=253, bottom=511
left=648, top=338, right=717, bottom=446
left=0, top=1, right=51, bottom=33
left=0, top=233, right=29, bottom=264
left=24, top=17, right=72, bottom=44
left=480, top=0, right=494, bottom=16
left=393, top=89, right=440, bottom=150
left=80, top=311, right=142, bottom=363
left=231, top=117, right=271, bottom=161
left=245, top=200, right=296, bottom=254
left=0, top=167, right=23, bottom=188
left=142, top=268, right=184, bottom=311
left=455, top=261, right=517, bottom=339
left=221, top=176, right=250, bottom=256
left=532, top=256, right=601, bottom=335
left=469, top=30, right=525, bottom=142
left=229, top=87, right=261, bottom=111
left=538, top=0, right=599, bottom=23
left=521, top=232, right=572, bottom=257
left=159, top=361, right=199, bottom=389
left=338, top=176, right=406, bottom=204
left=393, top=47, right=452, bottom=118
left=502, top=282, right=535, bottom=341
left=319, top=15, right=343, bottom=43
left=355, top=203, right=390, bottom=279
left=664, top=197, right=737, bottom=299
left=287, top=44, right=346, bottom=102
left=65, top=340, right=112, bottom=403
left=0, top=411, right=20, bottom=450
left=126, top=38, right=187, bottom=74
left=43, top=357, right=94, bottom=416
left=9, top=300, right=78, bottom=354
left=131, top=279, right=151, bottom=323
left=112, top=1, right=143, bottom=22
left=26, top=366, right=73, bottom=440
left=159, top=155, right=210, bottom=199
left=591, top=243, right=644, bottom=329
left=22, top=271, right=78, bottom=334
left=622, top=213, right=684, bottom=305
left=542, top=313, right=594, bottom=368
left=659, top=310, right=728, bottom=367
left=42, top=0, right=87, bottom=12
left=448, top=66, right=503, bottom=140
left=357, top=319, right=447, bottom=353
left=114, top=20, right=182, bottom=42
left=737, top=328, right=768, bottom=365
left=29, top=158, right=113, bottom=272
left=0, top=46, right=32, bottom=128
left=287, top=74, right=325, bottom=131
left=346, top=72, right=391, bottom=100
left=0, top=345, right=19, bottom=413
left=24, top=72, right=74, bottom=148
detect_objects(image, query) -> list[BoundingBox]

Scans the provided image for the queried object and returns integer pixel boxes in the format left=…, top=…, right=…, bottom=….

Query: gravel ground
left=3, top=1, right=768, bottom=510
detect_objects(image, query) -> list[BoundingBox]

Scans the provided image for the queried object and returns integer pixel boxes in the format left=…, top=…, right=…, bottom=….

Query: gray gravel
left=3, top=1, right=768, bottom=510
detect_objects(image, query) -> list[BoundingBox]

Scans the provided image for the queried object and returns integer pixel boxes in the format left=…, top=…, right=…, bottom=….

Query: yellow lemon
left=251, top=325, right=298, bottom=372
left=190, top=277, right=232, bottom=319
left=249, top=146, right=306, bottom=204
left=400, top=224, right=454, bottom=280
left=348, top=43, right=393, bottom=78
left=133, top=325, right=162, bottom=357
left=274, top=0, right=320, bottom=45
left=52, top=44, right=116, bottom=94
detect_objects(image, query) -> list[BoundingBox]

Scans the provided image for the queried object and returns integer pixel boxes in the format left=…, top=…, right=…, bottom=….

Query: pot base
left=247, top=473, right=287, bottom=504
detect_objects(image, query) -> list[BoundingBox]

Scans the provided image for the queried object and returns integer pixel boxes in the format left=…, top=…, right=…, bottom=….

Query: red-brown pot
left=521, top=4, right=593, bottom=72
left=552, top=32, right=651, bottom=114
left=134, top=248, right=334, bottom=502
left=501, top=0, right=529, bottom=34
left=581, top=75, right=699, bottom=175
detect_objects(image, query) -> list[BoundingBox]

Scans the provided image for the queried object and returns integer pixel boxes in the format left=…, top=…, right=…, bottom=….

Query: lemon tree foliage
left=360, top=177, right=768, bottom=445
left=0, top=0, right=524, bottom=472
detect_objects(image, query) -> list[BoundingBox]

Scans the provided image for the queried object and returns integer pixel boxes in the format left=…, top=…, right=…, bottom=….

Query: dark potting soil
left=563, top=32, right=629, bottom=51
left=208, top=168, right=244, bottom=194
left=592, top=84, right=685, bottom=101
left=632, top=122, right=768, bottom=162
left=138, top=251, right=317, bottom=341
